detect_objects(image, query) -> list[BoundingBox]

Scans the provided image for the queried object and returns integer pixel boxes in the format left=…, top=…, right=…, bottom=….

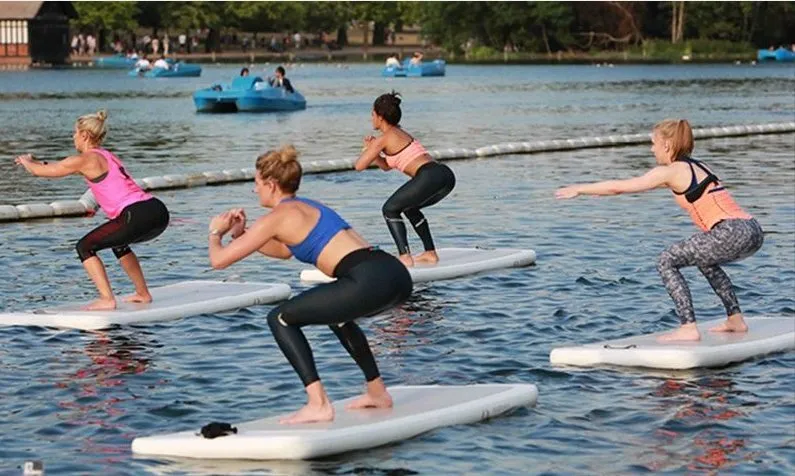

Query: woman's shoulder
left=388, top=127, right=414, bottom=142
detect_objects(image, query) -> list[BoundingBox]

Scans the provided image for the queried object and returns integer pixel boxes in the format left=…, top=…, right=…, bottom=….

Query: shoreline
left=64, top=47, right=764, bottom=67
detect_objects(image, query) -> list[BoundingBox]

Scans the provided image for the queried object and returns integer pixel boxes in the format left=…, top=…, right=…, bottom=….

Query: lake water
left=0, top=63, right=793, bottom=475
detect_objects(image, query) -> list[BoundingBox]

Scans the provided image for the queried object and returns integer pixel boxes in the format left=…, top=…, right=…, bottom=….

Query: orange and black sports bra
left=672, top=157, right=751, bottom=231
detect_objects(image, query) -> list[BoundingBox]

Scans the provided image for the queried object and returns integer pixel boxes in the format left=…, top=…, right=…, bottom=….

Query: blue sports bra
left=282, top=197, right=351, bottom=265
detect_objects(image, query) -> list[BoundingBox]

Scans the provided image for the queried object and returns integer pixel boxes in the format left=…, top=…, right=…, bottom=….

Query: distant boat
left=193, top=76, right=306, bottom=113
left=93, top=54, right=137, bottom=69
left=757, top=47, right=795, bottom=62
left=382, top=59, right=446, bottom=77
left=129, top=60, right=202, bottom=78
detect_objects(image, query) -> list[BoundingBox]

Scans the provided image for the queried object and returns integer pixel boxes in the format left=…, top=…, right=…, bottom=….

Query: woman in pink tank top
left=355, top=92, right=456, bottom=268
left=555, top=119, right=763, bottom=342
left=15, top=110, right=169, bottom=311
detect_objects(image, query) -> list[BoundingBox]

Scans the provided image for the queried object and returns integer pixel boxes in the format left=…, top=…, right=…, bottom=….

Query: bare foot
left=123, top=292, right=152, bottom=304
left=83, top=298, right=117, bottom=311
left=398, top=254, right=414, bottom=268
left=345, top=390, right=393, bottom=410
left=279, top=402, right=334, bottom=424
left=709, top=314, right=748, bottom=333
left=414, top=251, right=439, bottom=265
left=657, top=324, right=701, bottom=342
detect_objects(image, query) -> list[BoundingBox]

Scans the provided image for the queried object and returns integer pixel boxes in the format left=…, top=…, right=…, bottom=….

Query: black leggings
left=267, top=248, right=412, bottom=387
left=76, top=198, right=169, bottom=262
left=382, top=161, right=456, bottom=255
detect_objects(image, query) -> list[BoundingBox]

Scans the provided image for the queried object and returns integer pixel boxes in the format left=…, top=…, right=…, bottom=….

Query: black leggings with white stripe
left=382, top=161, right=455, bottom=255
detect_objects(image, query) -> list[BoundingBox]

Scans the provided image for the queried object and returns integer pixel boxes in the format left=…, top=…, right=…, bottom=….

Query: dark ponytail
left=373, top=91, right=402, bottom=126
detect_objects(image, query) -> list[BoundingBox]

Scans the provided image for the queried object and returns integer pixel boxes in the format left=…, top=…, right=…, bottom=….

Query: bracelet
left=209, top=229, right=223, bottom=237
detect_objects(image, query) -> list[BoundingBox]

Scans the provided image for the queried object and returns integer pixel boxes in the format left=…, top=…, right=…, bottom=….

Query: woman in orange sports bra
left=556, top=119, right=763, bottom=342
left=355, top=92, right=456, bottom=267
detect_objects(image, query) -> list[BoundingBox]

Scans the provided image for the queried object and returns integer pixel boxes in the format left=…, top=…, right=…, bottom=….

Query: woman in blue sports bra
left=207, top=145, right=412, bottom=424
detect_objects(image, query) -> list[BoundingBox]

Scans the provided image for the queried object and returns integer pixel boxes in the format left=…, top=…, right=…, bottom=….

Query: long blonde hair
left=653, top=119, right=694, bottom=160
left=75, top=109, right=109, bottom=145
left=255, top=145, right=302, bottom=193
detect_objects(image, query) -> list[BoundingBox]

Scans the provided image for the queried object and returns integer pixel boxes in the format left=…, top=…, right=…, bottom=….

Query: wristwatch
left=209, top=229, right=223, bottom=237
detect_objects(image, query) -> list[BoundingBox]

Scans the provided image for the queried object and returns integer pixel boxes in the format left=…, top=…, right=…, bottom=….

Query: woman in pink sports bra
left=556, top=119, right=763, bottom=342
left=355, top=92, right=456, bottom=268
left=15, top=110, right=169, bottom=311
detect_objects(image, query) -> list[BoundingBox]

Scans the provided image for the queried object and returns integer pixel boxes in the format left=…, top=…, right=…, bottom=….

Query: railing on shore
left=2, top=122, right=793, bottom=223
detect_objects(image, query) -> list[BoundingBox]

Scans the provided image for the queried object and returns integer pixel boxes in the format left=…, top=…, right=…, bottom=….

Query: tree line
left=72, top=1, right=795, bottom=54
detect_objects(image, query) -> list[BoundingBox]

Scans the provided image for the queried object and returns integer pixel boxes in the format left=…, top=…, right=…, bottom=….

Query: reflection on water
left=53, top=331, right=159, bottom=463
left=645, top=376, right=757, bottom=473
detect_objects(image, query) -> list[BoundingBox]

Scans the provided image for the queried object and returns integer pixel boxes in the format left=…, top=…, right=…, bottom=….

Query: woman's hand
left=209, top=211, right=236, bottom=236
left=229, top=208, right=247, bottom=239
left=14, top=154, right=37, bottom=174
left=555, top=186, right=580, bottom=199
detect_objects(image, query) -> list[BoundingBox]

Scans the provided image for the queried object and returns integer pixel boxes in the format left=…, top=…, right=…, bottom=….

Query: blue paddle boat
left=193, top=76, right=307, bottom=113
left=93, top=54, right=137, bottom=69
left=757, top=47, right=795, bottom=62
left=129, top=60, right=202, bottom=78
left=382, top=59, right=446, bottom=77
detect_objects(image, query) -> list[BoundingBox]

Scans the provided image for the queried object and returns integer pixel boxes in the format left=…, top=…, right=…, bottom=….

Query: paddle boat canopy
left=382, top=59, right=446, bottom=77
left=93, top=54, right=137, bottom=69
left=193, top=76, right=307, bottom=113
left=757, top=47, right=795, bottom=62
left=129, top=59, right=202, bottom=78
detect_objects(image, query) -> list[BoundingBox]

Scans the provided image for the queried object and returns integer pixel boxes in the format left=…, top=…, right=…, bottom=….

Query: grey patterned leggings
left=656, top=218, right=764, bottom=325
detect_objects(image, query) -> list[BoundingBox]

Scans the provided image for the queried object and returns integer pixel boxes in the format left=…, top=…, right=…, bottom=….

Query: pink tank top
left=85, top=148, right=152, bottom=219
left=381, top=140, right=429, bottom=173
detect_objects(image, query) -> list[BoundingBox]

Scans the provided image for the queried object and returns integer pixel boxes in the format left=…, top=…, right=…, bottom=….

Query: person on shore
left=14, top=110, right=169, bottom=311
left=71, top=34, right=79, bottom=56
left=555, top=119, right=763, bottom=342
left=207, top=145, right=412, bottom=424
left=355, top=92, right=456, bottom=268
left=268, top=66, right=295, bottom=93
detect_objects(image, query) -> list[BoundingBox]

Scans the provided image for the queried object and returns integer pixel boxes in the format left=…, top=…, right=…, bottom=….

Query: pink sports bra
left=380, top=139, right=429, bottom=173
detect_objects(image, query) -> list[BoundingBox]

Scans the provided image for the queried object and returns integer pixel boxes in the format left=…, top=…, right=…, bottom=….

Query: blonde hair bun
left=75, top=109, right=109, bottom=145
left=256, top=144, right=303, bottom=193
left=279, top=144, right=298, bottom=163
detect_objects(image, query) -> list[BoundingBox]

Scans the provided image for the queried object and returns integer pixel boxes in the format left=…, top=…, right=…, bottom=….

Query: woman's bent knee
left=75, top=239, right=97, bottom=262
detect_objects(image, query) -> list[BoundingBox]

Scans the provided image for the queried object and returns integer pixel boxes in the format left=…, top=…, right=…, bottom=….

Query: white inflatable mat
left=299, top=247, right=536, bottom=284
left=550, top=317, right=795, bottom=370
left=0, top=280, right=291, bottom=331
left=132, top=383, right=538, bottom=460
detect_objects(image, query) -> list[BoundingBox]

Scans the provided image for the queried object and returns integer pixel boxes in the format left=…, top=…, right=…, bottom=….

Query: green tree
left=351, top=1, right=401, bottom=46
left=72, top=1, right=139, bottom=31
left=72, top=1, right=139, bottom=52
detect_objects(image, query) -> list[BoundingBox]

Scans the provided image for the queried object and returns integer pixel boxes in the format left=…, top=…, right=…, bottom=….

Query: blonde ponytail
left=653, top=118, right=694, bottom=160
